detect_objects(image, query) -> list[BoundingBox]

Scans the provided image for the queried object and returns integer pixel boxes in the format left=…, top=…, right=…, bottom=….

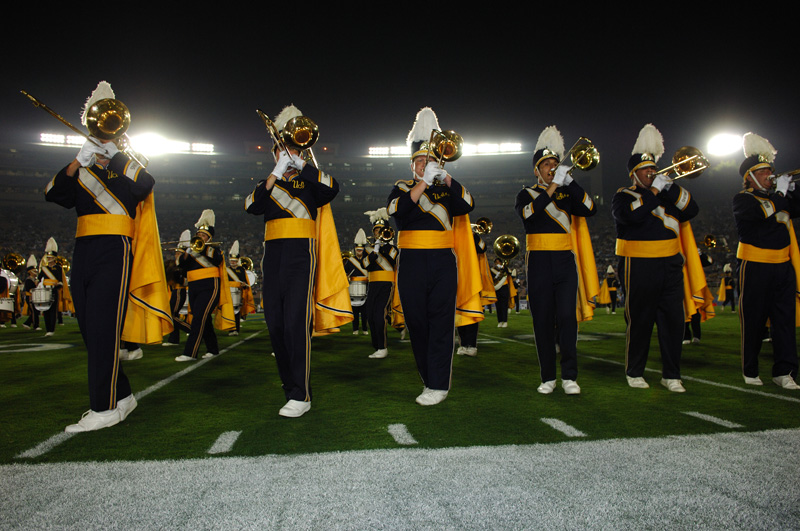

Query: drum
left=231, top=287, right=242, bottom=315
left=349, top=279, right=367, bottom=307
left=32, top=286, right=53, bottom=312
left=0, top=298, right=13, bottom=312
left=1, top=269, right=18, bottom=295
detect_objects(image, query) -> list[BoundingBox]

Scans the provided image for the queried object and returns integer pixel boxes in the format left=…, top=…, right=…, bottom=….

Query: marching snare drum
left=230, top=287, right=242, bottom=315
left=0, top=298, right=14, bottom=312
left=348, top=278, right=368, bottom=307
left=32, top=286, right=53, bottom=312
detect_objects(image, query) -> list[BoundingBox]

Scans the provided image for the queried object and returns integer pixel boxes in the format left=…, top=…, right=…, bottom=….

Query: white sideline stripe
left=540, top=418, right=587, bottom=437
left=208, top=431, right=242, bottom=454
left=480, top=333, right=800, bottom=405
left=15, top=330, right=265, bottom=459
left=388, top=424, right=418, bottom=445
left=682, top=411, right=744, bottom=429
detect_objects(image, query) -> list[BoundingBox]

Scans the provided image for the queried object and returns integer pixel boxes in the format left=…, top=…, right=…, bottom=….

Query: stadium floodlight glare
left=367, top=142, right=521, bottom=158
left=707, top=133, right=742, bottom=157
left=38, top=131, right=215, bottom=156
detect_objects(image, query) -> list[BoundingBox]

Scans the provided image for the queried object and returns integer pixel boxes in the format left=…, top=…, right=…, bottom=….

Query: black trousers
left=738, top=260, right=798, bottom=379
left=175, top=278, right=220, bottom=358
left=527, top=250, right=579, bottom=382
left=366, top=280, right=393, bottom=350
left=352, top=303, right=368, bottom=332
left=457, top=322, right=479, bottom=348
left=71, top=236, right=132, bottom=412
left=495, top=284, right=509, bottom=323
left=619, top=254, right=684, bottom=380
left=43, top=289, right=60, bottom=333
left=166, top=287, right=187, bottom=344
left=262, top=238, right=315, bottom=402
left=397, top=248, right=457, bottom=391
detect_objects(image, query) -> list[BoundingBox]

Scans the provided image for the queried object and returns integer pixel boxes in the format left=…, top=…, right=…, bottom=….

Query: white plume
left=631, top=123, right=665, bottom=162
left=81, top=81, right=115, bottom=126
left=743, top=132, right=777, bottom=163
left=45, top=237, right=58, bottom=254
left=406, top=107, right=440, bottom=145
left=274, top=105, right=303, bottom=131
left=354, top=229, right=367, bottom=245
left=535, top=125, right=565, bottom=160
left=195, top=209, right=215, bottom=229
left=229, top=240, right=240, bottom=256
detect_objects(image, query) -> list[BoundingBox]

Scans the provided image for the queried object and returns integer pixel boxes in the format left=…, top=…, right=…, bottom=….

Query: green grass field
left=2, top=308, right=798, bottom=465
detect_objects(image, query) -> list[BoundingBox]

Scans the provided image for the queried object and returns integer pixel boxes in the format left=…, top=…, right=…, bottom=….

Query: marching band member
left=491, top=257, right=512, bottom=327
left=363, top=208, right=398, bottom=359
left=719, top=263, right=736, bottom=312
left=734, top=132, right=800, bottom=389
left=162, top=229, right=190, bottom=346
left=245, top=105, right=342, bottom=418
left=38, top=238, right=66, bottom=337
left=612, top=124, right=698, bottom=392
left=22, top=256, right=40, bottom=330
left=387, top=107, right=478, bottom=406
left=343, top=229, right=369, bottom=336
left=457, top=228, right=495, bottom=357
left=599, top=266, right=620, bottom=314
left=515, top=126, right=597, bottom=395
left=45, top=81, right=164, bottom=432
left=174, top=210, right=224, bottom=361
left=227, top=240, right=253, bottom=336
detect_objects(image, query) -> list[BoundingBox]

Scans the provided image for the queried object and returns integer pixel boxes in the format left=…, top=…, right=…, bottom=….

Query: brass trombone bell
left=428, top=129, right=463, bottom=167
left=256, top=109, right=319, bottom=158
left=657, top=146, right=709, bottom=181
left=493, top=234, right=520, bottom=265
left=472, top=217, right=492, bottom=235
left=85, top=98, right=131, bottom=141
left=569, top=137, right=600, bottom=172
left=2, top=253, right=25, bottom=271
left=372, top=224, right=395, bottom=243
left=189, top=236, right=222, bottom=253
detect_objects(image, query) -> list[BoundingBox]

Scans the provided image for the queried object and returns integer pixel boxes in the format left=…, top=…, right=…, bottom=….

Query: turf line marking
left=540, top=418, right=587, bottom=437
left=387, top=424, right=418, bottom=445
left=682, top=411, right=743, bottom=429
left=207, top=431, right=242, bottom=454
left=479, top=334, right=800, bottom=405
left=15, top=330, right=266, bottom=459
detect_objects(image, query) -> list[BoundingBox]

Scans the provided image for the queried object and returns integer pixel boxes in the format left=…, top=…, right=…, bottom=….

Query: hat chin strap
left=748, top=170, right=768, bottom=192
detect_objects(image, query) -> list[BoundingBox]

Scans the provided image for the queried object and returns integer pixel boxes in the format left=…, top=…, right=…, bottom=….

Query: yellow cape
left=570, top=215, right=600, bottom=323
left=122, top=193, right=174, bottom=344
left=313, top=203, right=353, bottom=334
left=454, top=214, right=485, bottom=327
left=678, top=222, right=715, bottom=323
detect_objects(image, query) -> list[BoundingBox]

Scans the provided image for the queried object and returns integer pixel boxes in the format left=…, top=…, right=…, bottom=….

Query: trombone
left=654, top=146, right=709, bottom=181
left=372, top=224, right=395, bottom=243
left=556, top=137, right=600, bottom=176
left=426, top=129, right=463, bottom=168
left=21, top=90, right=149, bottom=168
left=471, top=217, right=492, bottom=235
left=256, top=109, right=320, bottom=167
left=493, top=234, right=520, bottom=266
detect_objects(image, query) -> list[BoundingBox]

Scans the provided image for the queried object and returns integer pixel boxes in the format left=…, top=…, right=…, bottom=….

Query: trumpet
left=654, top=146, right=709, bottom=181
left=21, top=90, right=149, bottom=168
left=472, top=217, right=492, bottom=235
left=372, top=224, right=395, bottom=243
left=493, top=234, right=520, bottom=265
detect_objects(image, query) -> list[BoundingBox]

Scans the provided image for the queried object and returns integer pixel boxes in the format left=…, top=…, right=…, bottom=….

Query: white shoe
left=161, top=341, right=178, bottom=346
left=626, top=376, right=649, bottom=389
left=174, top=355, right=196, bottom=362
left=502, top=322, right=508, bottom=328
left=117, top=394, right=137, bottom=421
left=65, top=409, right=120, bottom=433
left=416, top=388, right=448, bottom=406
left=537, top=380, right=557, bottom=394
left=228, top=331, right=239, bottom=336
left=606, top=307, right=610, bottom=314
left=279, top=399, right=311, bottom=417
left=612, top=311, right=616, bottom=314
left=369, top=349, right=388, bottom=359
left=661, top=378, right=686, bottom=393
left=773, top=374, right=800, bottom=389
left=201, top=352, right=218, bottom=359
left=465, top=347, right=478, bottom=357
left=497, top=322, right=503, bottom=328
left=744, top=375, right=763, bottom=386
left=456, top=346, right=467, bottom=356
left=121, top=348, right=143, bottom=361
left=562, top=379, right=581, bottom=395
left=362, top=330, right=369, bottom=336
left=400, top=329, right=407, bottom=340
left=682, top=339, right=690, bottom=345
left=691, top=337, right=700, bottom=344
left=44, top=331, right=54, bottom=337
left=353, top=330, right=359, bottom=335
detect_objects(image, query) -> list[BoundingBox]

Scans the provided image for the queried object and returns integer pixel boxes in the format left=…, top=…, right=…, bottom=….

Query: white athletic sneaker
left=65, top=409, right=120, bottom=433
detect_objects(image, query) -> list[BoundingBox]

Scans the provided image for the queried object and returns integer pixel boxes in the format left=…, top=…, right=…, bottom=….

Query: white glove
left=652, top=174, right=671, bottom=192
left=76, top=140, right=108, bottom=166
left=101, top=141, right=120, bottom=159
left=422, top=161, right=445, bottom=186
left=373, top=240, right=382, bottom=250
left=775, top=175, right=791, bottom=196
left=552, top=165, right=572, bottom=186
left=271, top=151, right=293, bottom=179
left=289, top=153, right=306, bottom=171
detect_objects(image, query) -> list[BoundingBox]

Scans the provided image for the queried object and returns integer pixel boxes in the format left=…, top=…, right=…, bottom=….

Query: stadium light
left=707, top=133, right=742, bottom=157
left=38, top=131, right=215, bottom=156
left=367, top=142, right=522, bottom=158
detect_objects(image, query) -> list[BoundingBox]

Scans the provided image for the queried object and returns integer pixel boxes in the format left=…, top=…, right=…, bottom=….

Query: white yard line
left=208, top=431, right=242, bottom=454
left=479, top=333, right=800, bottom=404
left=387, top=424, right=418, bottom=445
left=682, top=411, right=744, bottom=429
left=15, top=330, right=265, bottom=459
left=540, top=418, right=587, bottom=437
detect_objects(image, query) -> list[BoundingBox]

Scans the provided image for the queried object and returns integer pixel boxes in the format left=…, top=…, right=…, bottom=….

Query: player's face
left=412, top=155, right=429, bottom=179
left=634, top=167, right=656, bottom=188
left=749, top=168, right=774, bottom=190
left=536, top=158, right=558, bottom=185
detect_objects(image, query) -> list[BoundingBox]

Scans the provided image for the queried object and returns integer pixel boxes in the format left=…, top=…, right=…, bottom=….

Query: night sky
left=4, top=17, right=799, bottom=176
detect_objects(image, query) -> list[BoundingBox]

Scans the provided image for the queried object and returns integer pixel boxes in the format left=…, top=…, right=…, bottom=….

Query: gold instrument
left=768, top=168, right=800, bottom=187
left=188, top=236, right=223, bottom=253
left=427, top=129, right=463, bottom=168
left=54, top=256, right=71, bottom=273
left=703, top=235, right=731, bottom=253
left=655, top=146, right=709, bottom=181
left=566, top=137, right=600, bottom=173
left=342, top=250, right=354, bottom=259
left=21, top=90, right=149, bottom=168
left=493, top=234, right=520, bottom=265
left=256, top=109, right=320, bottom=165
left=2, top=253, right=25, bottom=271
left=240, top=256, right=254, bottom=271
left=472, top=217, right=492, bottom=235
left=372, top=224, right=395, bottom=243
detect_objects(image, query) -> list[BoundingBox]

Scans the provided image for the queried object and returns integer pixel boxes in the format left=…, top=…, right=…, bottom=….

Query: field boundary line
left=15, top=329, right=265, bottom=459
